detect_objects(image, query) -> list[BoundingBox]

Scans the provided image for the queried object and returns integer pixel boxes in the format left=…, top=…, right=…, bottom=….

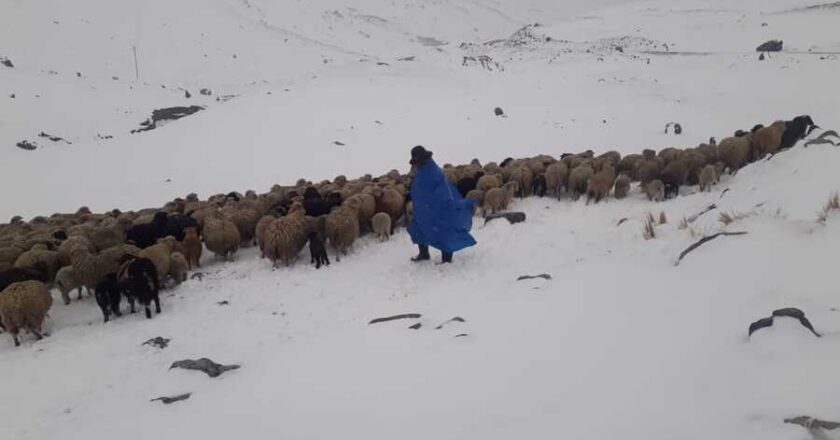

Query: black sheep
left=94, top=273, right=123, bottom=323
left=164, top=213, right=199, bottom=241
left=327, top=192, right=344, bottom=207
left=303, top=187, right=321, bottom=200
left=0, top=262, right=49, bottom=292
left=532, top=174, right=547, bottom=197
left=456, top=171, right=484, bottom=198
left=118, top=255, right=161, bottom=319
left=780, top=115, right=817, bottom=149
left=308, top=232, right=330, bottom=269
left=126, top=211, right=168, bottom=248
left=303, top=190, right=343, bottom=217
left=499, top=157, right=515, bottom=168
left=52, top=230, right=68, bottom=242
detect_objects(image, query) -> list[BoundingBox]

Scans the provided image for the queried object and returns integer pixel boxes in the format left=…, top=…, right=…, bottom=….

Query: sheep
left=699, top=164, right=717, bottom=192
left=644, top=179, right=665, bottom=202
left=464, top=189, right=485, bottom=216
left=57, top=235, right=94, bottom=266
left=139, top=236, right=176, bottom=284
left=544, top=161, right=569, bottom=198
left=586, top=165, right=616, bottom=204
left=70, top=248, right=115, bottom=294
left=169, top=252, right=188, bottom=285
left=221, top=203, right=259, bottom=246
left=717, top=135, right=753, bottom=174
left=614, top=174, right=631, bottom=199
left=372, top=212, right=392, bottom=242
left=181, top=226, right=202, bottom=269
left=55, top=266, right=83, bottom=305
left=94, top=273, right=122, bottom=323
left=483, top=162, right=501, bottom=174
left=476, top=174, right=502, bottom=192
left=372, top=186, right=404, bottom=231
left=118, top=255, right=161, bottom=319
left=751, top=121, right=785, bottom=160
left=347, top=193, right=376, bottom=232
left=780, top=115, right=816, bottom=149
left=263, top=203, right=309, bottom=267
left=203, top=214, right=241, bottom=260
left=308, top=232, right=330, bottom=269
left=326, top=200, right=361, bottom=260
left=13, top=245, right=61, bottom=282
left=456, top=171, right=484, bottom=198
left=683, top=151, right=708, bottom=185
left=0, top=280, right=52, bottom=347
left=593, top=151, right=621, bottom=172
left=88, top=217, right=126, bottom=251
left=483, top=181, right=517, bottom=217
left=509, top=166, right=534, bottom=198
left=0, top=262, right=50, bottom=293
left=660, top=159, right=689, bottom=199
left=126, top=211, right=168, bottom=248
left=532, top=174, right=547, bottom=197
left=568, top=164, right=595, bottom=201
left=162, top=213, right=200, bottom=241
left=617, top=154, right=642, bottom=178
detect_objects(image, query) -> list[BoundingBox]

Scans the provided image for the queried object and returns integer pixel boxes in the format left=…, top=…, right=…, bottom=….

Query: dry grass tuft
left=658, top=211, right=667, bottom=225
left=719, top=211, right=735, bottom=225
left=643, top=212, right=657, bottom=240
left=678, top=217, right=689, bottom=230
left=818, top=192, right=840, bottom=223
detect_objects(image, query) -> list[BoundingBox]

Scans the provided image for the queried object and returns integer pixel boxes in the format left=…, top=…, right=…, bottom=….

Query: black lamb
left=94, top=273, right=123, bottom=323
left=118, top=255, right=161, bottom=319
left=308, top=232, right=330, bottom=269
left=0, top=262, right=49, bottom=292
left=532, top=174, right=547, bottom=197
left=164, top=213, right=200, bottom=241
left=456, top=171, right=484, bottom=198
left=126, top=211, right=168, bottom=248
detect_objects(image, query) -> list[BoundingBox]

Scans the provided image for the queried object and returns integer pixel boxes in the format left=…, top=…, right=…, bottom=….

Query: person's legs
left=441, top=251, right=453, bottom=263
left=411, top=244, right=431, bottom=262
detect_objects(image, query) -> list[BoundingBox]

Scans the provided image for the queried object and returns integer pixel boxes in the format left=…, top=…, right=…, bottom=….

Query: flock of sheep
left=0, top=114, right=818, bottom=347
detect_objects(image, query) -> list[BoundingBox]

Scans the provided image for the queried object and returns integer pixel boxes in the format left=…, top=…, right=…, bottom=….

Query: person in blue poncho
left=406, top=146, right=477, bottom=263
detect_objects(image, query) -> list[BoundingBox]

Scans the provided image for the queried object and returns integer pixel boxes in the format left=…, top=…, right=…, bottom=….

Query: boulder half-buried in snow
left=169, top=358, right=240, bottom=378
left=484, top=212, right=526, bottom=225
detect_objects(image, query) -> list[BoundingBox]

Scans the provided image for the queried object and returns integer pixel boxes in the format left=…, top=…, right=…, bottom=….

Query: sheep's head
left=157, top=236, right=177, bottom=251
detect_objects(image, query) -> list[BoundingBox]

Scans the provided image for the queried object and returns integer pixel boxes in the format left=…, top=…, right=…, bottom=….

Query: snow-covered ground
left=2, top=0, right=840, bottom=439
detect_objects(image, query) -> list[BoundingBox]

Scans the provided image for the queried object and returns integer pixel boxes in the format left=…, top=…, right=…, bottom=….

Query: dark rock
left=0, top=57, right=13, bottom=68
left=408, top=323, right=422, bottom=330
left=170, top=358, right=241, bottom=378
left=435, top=317, right=466, bottom=330
left=484, top=212, right=526, bottom=225
left=142, top=337, right=170, bottom=349
left=185, top=90, right=191, bottom=98
left=38, top=131, right=70, bottom=144
left=333, top=141, right=345, bottom=146
left=15, top=140, right=38, bottom=151
left=217, top=300, right=229, bottom=306
left=616, top=218, right=628, bottom=226
left=151, top=393, right=192, bottom=404
left=398, top=56, right=416, bottom=61
left=369, top=313, right=421, bottom=325
left=785, top=416, right=840, bottom=431
left=516, top=274, right=552, bottom=281
left=494, top=107, right=504, bottom=116
left=758, top=53, right=766, bottom=61
left=454, top=334, right=469, bottom=338
left=199, top=88, right=212, bottom=96
left=131, top=106, right=204, bottom=133
left=756, top=40, right=783, bottom=52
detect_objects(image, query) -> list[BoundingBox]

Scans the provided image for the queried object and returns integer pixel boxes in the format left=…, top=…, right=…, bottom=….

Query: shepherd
left=407, top=146, right=477, bottom=263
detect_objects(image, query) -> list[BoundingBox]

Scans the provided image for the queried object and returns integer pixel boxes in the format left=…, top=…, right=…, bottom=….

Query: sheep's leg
left=154, top=296, right=161, bottom=314
left=32, top=329, right=45, bottom=340
left=61, top=290, right=71, bottom=305
left=144, top=306, right=152, bottom=319
left=11, top=332, right=20, bottom=347
left=127, top=297, right=136, bottom=314
left=76, top=287, right=83, bottom=300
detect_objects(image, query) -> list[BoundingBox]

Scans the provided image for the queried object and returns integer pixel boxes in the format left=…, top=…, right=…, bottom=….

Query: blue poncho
left=407, top=160, right=477, bottom=253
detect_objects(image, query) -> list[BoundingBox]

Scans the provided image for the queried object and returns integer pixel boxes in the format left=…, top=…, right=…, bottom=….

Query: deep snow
left=2, top=0, right=840, bottom=439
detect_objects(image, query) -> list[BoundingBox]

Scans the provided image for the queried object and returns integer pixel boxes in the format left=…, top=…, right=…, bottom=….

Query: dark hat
left=409, top=145, right=433, bottom=165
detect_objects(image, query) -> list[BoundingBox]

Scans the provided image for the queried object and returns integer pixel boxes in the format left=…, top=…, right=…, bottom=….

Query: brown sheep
left=326, top=200, right=361, bottom=259
left=181, top=226, right=202, bottom=269
left=13, top=245, right=61, bottom=282
left=476, top=174, right=502, bottom=192
left=222, top=203, right=260, bottom=246
left=0, top=280, right=52, bottom=347
left=586, top=165, right=616, bottom=204
left=263, top=203, right=309, bottom=267
left=169, top=252, right=189, bottom=285
left=644, top=179, right=665, bottom=202
left=544, top=162, right=569, bottom=198
left=509, top=166, right=534, bottom=198
left=347, top=193, right=376, bottom=232
left=57, top=235, right=95, bottom=267
left=660, top=159, right=689, bottom=198
left=465, top=189, right=484, bottom=215
left=483, top=162, right=501, bottom=175
left=751, top=121, right=785, bottom=160
left=139, top=236, right=176, bottom=284
left=684, top=151, right=708, bottom=185
left=482, top=181, right=517, bottom=217
left=593, top=151, right=621, bottom=172
left=617, top=154, right=642, bottom=179
left=372, top=187, right=404, bottom=232
left=70, top=248, right=116, bottom=294
left=203, top=215, right=241, bottom=260
left=371, top=212, right=392, bottom=242
left=718, top=135, right=753, bottom=174
left=568, top=164, right=595, bottom=201
left=614, top=174, right=631, bottom=199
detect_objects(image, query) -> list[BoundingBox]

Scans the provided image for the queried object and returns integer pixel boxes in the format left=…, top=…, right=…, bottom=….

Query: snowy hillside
left=2, top=0, right=840, bottom=439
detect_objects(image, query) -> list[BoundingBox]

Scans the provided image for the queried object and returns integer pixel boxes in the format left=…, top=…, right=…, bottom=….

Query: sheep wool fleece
left=408, top=160, right=477, bottom=253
